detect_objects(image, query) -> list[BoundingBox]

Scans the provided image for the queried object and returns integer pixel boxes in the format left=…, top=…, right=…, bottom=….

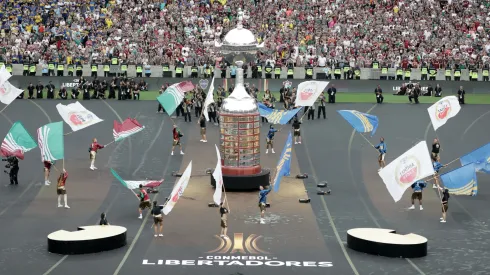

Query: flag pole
left=358, top=132, right=376, bottom=148
left=445, top=157, right=460, bottom=166
left=64, top=131, right=74, bottom=136
left=222, top=181, right=230, bottom=212
left=104, top=140, right=116, bottom=147
left=0, top=104, right=10, bottom=114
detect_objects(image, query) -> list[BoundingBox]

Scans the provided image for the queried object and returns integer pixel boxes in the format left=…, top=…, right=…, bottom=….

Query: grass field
left=36, top=91, right=490, bottom=104
left=139, top=91, right=490, bottom=104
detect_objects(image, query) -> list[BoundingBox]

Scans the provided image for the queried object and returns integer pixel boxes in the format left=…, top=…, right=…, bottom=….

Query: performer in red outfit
left=57, top=169, right=69, bottom=208
left=89, top=138, right=104, bottom=170
left=44, top=160, right=53, bottom=186
left=171, top=125, right=184, bottom=156
left=138, top=184, right=151, bottom=219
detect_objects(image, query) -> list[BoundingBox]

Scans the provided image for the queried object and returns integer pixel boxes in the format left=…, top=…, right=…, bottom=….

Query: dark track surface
left=0, top=100, right=488, bottom=275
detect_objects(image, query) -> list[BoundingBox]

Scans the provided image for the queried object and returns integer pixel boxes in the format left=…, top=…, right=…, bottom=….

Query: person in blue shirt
left=409, top=180, right=427, bottom=210
left=258, top=185, right=271, bottom=224
left=266, top=125, right=279, bottom=154
left=373, top=137, right=387, bottom=171
left=432, top=161, right=447, bottom=189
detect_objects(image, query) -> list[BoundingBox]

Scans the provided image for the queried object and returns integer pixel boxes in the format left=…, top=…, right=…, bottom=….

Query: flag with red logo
left=162, top=161, right=192, bottom=215
left=56, top=102, right=103, bottom=132
left=0, top=65, right=11, bottom=88
left=113, top=118, right=145, bottom=142
left=378, top=141, right=435, bottom=202
left=295, top=81, right=329, bottom=107
left=0, top=81, right=24, bottom=106
left=427, top=96, right=461, bottom=131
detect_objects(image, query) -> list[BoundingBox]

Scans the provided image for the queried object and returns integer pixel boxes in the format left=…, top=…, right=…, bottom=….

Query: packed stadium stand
left=1, top=0, right=489, bottom=69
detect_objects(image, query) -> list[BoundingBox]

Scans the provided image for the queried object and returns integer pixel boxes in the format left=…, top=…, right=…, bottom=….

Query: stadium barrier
left=9, top=76, right=489, bottom=95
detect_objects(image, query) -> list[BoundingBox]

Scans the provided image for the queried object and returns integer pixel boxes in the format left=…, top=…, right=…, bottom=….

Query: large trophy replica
left=212, top=10, right=270, bottom=190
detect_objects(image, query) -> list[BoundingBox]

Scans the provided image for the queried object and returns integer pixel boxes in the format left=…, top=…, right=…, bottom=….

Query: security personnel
left=23, top=63, right=29, bottom=76
left=103, top=62, right=110, bottom=77
left=204, top=65, right=212, bottom=78
left=191, top=65, right=198, bottom=78
left=287, top=64, right=294, bottom=79
left=57, top=63, right=64, bottom=76
left=471, top=69, right=478, bottom=81
left=305, top=64, right=313, bottom=79
left=380, top=66, right=388, bottom=80
left=48, top=62, right=55, bottom=76
left=6, top=63, right=12, bottom=74
left=396, top=67, right=403, bottom=80
left=264, top=62, right=273, bottom=79
left=29, top=63, right=37, bottom=76
left=257, top=63, right=262, bottom=78
left=483, top=65, right=489, bottom=81
left=334, top=66, right=341, bottom=79
left=162, top=63, right=170, bottom=77
left=91, top=64, right=98, bottom=77
left=343, top=64, right=351, bottom=79
left=354, top=67, right=361, bottom=80
left=421, top=66, right=428, bottom=80
left=404, top=68, right=411, bottom=80
left=175, top=63, right=184, bottom=78
left=120, top=63, right=128, bottom=77
left=454, top=68, right=461, bottom=81
left=76, top=62, right=83, bottom=77
left=429, top=67, right=437, bottom=81
left=67, top=64, right=74, bottom=76
left=274, top=66, right=281, bottom=79
left=111, top=57, right=118, bottom=66
left=445, top=66, right=452, bottom=81
left=136, top=64, right=143, bottom=77
left=372, top=61, right=379, bottom=70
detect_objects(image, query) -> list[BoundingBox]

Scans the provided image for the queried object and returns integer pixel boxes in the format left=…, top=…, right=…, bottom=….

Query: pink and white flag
left=113, top=118, right=145, bottom=141
left=0, top=65, right=11, bottom=88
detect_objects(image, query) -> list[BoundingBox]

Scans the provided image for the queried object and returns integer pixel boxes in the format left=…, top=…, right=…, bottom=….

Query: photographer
left=3, top=157, right=19, bottom=185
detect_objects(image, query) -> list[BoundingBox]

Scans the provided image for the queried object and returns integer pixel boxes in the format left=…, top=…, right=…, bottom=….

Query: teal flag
left=156, top=81, right=195, bottom=116
left=1, top=122, right=38, bottom=160
left=37, top=122, right=64, bottom=162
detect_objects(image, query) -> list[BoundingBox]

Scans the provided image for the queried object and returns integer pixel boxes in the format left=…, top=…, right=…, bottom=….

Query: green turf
left=35, top=91, right=490, bottom=104
left=141, top=91, right=490, bottom=104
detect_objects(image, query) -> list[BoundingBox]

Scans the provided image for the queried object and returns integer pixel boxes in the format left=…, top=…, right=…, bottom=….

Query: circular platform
left=48, top=225, right=127, bottom=255
left=210, top=169, right=270, bottom=191
left=347, top=228, right=427, bottom=258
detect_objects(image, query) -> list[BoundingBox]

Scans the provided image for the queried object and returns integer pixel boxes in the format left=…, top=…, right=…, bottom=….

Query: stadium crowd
left=1, top=0, right=490, bottom=69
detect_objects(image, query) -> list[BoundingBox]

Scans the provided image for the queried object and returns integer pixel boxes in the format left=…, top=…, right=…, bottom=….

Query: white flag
left=212, top=145, right=224, bottom=205
left=378, top=141, right=435, bottom=202
left=427, top=96, right=461, bottom=131
left=0, top=81, right=24, bottom=105
left=0, top=65, right=11, bottom=88
left=162, top=161, right=192, bottom=215
left=203, top=77, right=215, bottom=121
left=295, top=81, right=329, bottom=107
left=56, top=102, right=103, bottom=131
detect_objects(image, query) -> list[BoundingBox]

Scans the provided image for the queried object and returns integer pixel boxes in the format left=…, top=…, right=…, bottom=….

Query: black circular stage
left=210, top=169, right=271, bottom=191
left=48, top=225, right=127, bottom=255
left=347, top=228, right=428, bottom=258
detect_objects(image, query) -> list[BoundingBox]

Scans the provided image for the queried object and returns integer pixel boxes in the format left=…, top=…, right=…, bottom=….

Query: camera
left=2, top=156, right=18, bottom=170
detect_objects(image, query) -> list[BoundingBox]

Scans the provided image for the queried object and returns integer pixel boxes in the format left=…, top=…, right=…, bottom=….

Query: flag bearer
left=258, top=185, right=271, bottom=224
left=151, top=201, right=164, bottom=237
left=374, top=137, right=387, bottom=171
left=89, top=138, right=105, bottom=170
left=409, top=180, right=427, bottom=210
left=138, top=184, right=151, bottom=219
left=432, top=161, right=446, bottom=189
left=439, top=187, right=450, bottom=223
left=171, top=125, right=185, bottom=156
left=57, top=169, right=69, bottom=208
left=219, top=199, right=229, bottom=239
left=266, top=125, right=279, bottom=154
left=44, top=160, right=54, bottom=186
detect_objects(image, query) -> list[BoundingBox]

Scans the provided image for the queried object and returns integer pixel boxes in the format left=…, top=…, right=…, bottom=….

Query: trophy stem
left=236, top=68, right=244, bottom=87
